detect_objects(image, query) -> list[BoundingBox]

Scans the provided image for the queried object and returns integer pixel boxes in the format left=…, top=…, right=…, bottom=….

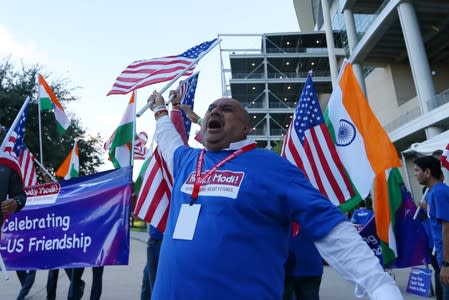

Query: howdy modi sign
left=0, top=167, right=132, bottom=270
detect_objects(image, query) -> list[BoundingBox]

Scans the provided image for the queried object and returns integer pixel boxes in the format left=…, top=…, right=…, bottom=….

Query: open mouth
left=207, top=120, right=222, bottom=129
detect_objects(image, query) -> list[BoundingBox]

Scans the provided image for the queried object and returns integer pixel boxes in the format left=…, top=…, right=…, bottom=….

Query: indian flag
left=55, top=140, right=79, bottom=180
left=373, top=168, right=403, bottom=266
left=38, top=74, right=70, bottom=135
left=106, top=92, right=135, bottom=169
left=326, top=60, right=401, bottom=199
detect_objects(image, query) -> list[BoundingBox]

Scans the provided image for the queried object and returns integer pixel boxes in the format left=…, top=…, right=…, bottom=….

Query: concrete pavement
left=0, top=231, right=436, bottom=299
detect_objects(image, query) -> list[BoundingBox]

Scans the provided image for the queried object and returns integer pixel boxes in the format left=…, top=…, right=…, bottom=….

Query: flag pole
left=36, top=75, right=44, bottom=166
left=33, top=158, right=57, bottom=182
left=136, top=38, right=221, bottom=117
left=131, top=91, right=136, bottom=167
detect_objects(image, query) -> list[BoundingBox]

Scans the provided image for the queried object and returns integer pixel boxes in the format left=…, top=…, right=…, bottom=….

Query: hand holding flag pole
left=33, top=158, right=57, bottom=182
left=136, top=38, right=221, bottom=117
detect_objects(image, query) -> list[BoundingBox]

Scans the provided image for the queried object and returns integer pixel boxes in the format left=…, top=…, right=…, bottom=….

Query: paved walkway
left=0, top=231, right=436, bottom=299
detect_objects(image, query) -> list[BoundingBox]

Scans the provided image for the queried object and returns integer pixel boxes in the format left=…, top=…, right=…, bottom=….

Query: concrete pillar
left=397, top=2, right=437, bottom=138
left=343, top=8, right=367, bottom=95
left=321, top=0, right=338, bottom=87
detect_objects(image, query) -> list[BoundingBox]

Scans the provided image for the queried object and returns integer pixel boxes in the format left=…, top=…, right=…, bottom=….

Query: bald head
left=201, top=98, right=251, bottom=151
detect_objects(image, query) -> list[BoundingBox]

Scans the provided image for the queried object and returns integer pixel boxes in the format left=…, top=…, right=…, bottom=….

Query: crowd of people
left=3, top=91, right=449, bottom=300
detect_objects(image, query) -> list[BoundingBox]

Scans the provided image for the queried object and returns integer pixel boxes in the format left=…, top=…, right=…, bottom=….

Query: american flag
left=134, top=146, right=172, bottom=231
left=19, top=147, right=37, bottom=187
left=107, top=39, right=217, bottom=95
left=133, top=132, right=149, bottom=160
left=441, top=143, right=449, bottom=170
left=0, top=97, right=37, bottom=186
left=281, top=74, right=353, bottom=205
left=104, top=131, right=149, bottom=161
left=133, top=79, right=198, bottom=231
left=176, top=72, right=199, bottom=141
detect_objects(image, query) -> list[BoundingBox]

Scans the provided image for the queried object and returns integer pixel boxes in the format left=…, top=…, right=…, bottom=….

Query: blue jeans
left=68, top=268, right=85, bottom=300
left=16, top=270, right=36, bottom=300
left=46, top=269, right=73, bottom=300
left=140, top=238, right=162, bottom=300
left=442, top=280, right=449, bottom=300
left=90, top=267, right=104, bottom=300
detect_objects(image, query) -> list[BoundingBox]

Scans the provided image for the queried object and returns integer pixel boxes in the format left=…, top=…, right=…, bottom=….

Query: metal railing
left=231, top=71, right=331, bottom=80
left=384, top=88, right=449, bottom=132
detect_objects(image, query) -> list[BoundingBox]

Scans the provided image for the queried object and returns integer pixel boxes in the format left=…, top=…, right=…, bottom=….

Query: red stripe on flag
left=309, top=127, right=344, bottom=202
left=320, top=124, right=354, bottom=197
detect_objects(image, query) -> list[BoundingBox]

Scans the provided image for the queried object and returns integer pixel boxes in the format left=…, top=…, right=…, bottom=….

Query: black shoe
left=80, top=280, right=85, bottom=298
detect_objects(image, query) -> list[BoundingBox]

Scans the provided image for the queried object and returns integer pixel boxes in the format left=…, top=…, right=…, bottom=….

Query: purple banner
left=0, top=167, right=132, bottom=270
left=359, top=185, right=430, bottom=268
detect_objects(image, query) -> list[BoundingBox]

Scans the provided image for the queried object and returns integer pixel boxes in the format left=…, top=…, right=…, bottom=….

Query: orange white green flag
left=55, top=140, right=79, bottom=180
left=38, top=74, right=70, bottom=135
left=326, top=60, right=401, bottom=199
left=105, top=92, right=135, bottom=169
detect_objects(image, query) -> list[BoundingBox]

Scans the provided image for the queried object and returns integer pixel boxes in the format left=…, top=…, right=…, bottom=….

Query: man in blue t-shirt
left=414, top=156, right=449, bottom=299
left=351, top=200, right=374, bottom=229
left=145, top=91, right=402, bottom=300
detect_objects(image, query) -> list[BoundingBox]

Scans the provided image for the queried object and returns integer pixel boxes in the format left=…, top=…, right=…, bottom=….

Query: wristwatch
left=442, top=260, right=449, bottom=267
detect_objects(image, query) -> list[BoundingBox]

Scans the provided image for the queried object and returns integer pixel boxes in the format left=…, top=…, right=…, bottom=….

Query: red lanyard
left=190, top=143, right=257, bottom=204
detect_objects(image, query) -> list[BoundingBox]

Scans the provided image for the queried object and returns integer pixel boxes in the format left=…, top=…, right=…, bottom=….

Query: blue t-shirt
left=351, top=208, right=373, bottom=226
left=285, top=231, right=323, bottom=277
left=152, top=146, right=346, bottom=300
left=427, top=182, right=449, bottom=267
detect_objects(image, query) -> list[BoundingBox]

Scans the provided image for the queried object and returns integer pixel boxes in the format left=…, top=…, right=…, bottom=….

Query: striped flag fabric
left=326, top=60, right=401, bottom=199
left=55, top=140, right=79, bottom=180
left=107, top=39, right=217, bottom=95
left=19, top=147, right=37, bottom=187
left=177, top=72, right=199, bottom=141
left=133, top=98, right=195, bottom=231
left=38, top=74, right=70, bottom=135
left=281, top=74, right=353, bottom=206
left=105, top=92, right=136, bottom=168
left=0, top=97, right=31, bottom=179
left=441, top=143, right=449, bottom=170
left=133, top=132, right=149, bottom=160
left=134, top=146, right=172, bottom=231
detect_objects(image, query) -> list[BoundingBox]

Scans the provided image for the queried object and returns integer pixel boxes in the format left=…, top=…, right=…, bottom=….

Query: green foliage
left=0, top=60, right=103, bottom=179
left=271, top=137, right=284, bottom=155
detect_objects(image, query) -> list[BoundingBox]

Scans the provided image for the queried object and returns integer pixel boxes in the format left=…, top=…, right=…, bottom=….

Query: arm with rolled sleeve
left=283, top=168, right=402, bottom=300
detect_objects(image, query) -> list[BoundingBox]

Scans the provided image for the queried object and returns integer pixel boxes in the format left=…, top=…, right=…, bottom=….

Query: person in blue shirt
left=283, top=230, right=323, bottom=300
left=414, top=156, right=449, bottom=299
left=146, top=91, right=402, bottom=300
left=141, top=225, right=163, bottom=300
left=351, top=200, right=374, bottom=228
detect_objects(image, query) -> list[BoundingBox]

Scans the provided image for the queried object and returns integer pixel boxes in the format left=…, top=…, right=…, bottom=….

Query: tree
left=0, top=60, right=103, bottom=179
left=271, top=137, right=284, bottom=155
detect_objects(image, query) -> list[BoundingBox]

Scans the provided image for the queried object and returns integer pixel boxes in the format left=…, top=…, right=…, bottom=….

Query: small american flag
left=0, top=97, right=37, bottom=186
left=441, top=143, right=449, bottom=170
left=107, top=39, right=217, bottom=95
left=133, top=146, right=172, bottom=231
left=19, top=147, right=37, bottom=187
left=281, top=74, right=353, bottom=205
left=133, top=132, right=149, bottom=160
left=176, top=72, right=199, bottom=141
